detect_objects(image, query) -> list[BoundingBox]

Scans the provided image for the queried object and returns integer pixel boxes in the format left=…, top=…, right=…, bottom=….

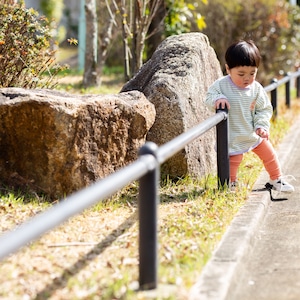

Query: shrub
left=0, top=2, right=67, bottom=88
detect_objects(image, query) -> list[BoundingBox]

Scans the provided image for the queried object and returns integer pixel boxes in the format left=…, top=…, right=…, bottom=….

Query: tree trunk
left=120, top=0, right=131, bottom=81
left=83, top=0, right=99, bottom=88
left=146, top=0, right=166, bottom=60
left=97, top=17, right=115, bottom=86
left=131, top=0, right=165, bottom=75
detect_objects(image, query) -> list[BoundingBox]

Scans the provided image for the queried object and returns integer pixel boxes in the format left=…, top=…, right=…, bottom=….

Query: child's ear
left=225, top=64, right=230, bottom=74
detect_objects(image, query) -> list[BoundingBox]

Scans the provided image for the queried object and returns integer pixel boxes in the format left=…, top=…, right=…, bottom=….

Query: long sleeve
left=205, top=77, right=228, bottom=111
left=252, top=85, right=273, bottom=131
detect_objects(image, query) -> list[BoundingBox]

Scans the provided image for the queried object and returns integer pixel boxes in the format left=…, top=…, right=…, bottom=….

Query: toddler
left=205, top=40, right=294, bottom=193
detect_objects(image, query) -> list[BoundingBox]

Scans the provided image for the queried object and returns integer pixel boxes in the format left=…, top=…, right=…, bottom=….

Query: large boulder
left=122, top=32, right=223, bottom=178
left=0, top=89, right=155, bottom=198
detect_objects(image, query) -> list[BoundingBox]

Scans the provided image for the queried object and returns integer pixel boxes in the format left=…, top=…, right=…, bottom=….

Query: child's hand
left=256, top=128, right=269, bottom=140
left=215, top=98, right=230, bottom=110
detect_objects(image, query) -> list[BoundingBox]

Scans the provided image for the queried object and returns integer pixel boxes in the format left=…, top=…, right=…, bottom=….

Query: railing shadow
left=34, top=212, right=137, bottom=300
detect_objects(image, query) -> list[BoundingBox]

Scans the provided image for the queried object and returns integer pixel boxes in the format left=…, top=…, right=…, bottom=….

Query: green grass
left=53, top=70, right=124, bottom=95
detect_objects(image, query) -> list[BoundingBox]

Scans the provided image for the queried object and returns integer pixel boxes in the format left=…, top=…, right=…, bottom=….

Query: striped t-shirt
left=205, top=75, right=273, bottom=155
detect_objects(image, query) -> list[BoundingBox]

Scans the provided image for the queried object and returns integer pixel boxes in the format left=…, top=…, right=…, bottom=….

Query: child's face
left=225, top=65, right=257, bottom=88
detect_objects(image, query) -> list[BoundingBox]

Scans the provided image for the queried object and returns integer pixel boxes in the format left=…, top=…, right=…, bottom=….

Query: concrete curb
left=189, top=117, right=300, bottom=300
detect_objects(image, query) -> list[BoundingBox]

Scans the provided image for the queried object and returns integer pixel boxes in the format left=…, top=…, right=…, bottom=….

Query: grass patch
left=54, top=71, right=124, bottom=95
left=54, top=47, right=125, bottom=95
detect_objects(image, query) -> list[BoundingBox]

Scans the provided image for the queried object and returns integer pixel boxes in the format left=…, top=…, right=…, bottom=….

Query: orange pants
left=229, top=139, right=281, bottom=182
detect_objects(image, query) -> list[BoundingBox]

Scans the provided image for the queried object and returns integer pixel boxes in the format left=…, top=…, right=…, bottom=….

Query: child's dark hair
left=225, top=40, right=261, bottom=69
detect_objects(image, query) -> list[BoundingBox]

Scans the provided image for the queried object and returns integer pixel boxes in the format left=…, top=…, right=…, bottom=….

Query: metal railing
left=0, top=69, right=300, bottom=292
left=265, top=69, right=300, bottom=116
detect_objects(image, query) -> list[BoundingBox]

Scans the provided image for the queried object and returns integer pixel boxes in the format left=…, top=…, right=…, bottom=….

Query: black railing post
left=285, top=73, right=291, bottom=108
left=216, top=106, right=229, bottom=189
left=270, top=78, right=278, bottom=117
left=297, top=68, right=300, bottom=98
left=138, top=142, right=159, bottom=290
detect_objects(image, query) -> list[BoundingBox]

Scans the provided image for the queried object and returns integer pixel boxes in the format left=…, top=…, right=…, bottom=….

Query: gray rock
left=122, top=32, right=222, bottom=178
left=0, top=88, right=155, bottom=198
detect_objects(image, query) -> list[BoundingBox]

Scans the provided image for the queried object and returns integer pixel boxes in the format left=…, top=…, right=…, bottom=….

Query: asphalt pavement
left=189, top=115, right=300, bottom=300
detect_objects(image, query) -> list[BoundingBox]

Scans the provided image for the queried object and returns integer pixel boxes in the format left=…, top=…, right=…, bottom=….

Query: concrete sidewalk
left=190, top=116, right=300, bottom=300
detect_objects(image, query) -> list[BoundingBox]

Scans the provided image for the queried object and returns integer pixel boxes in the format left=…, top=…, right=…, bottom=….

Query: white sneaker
left=230, top=181, right=238, bottom=191
left=269, top=176, right=295, bottom=193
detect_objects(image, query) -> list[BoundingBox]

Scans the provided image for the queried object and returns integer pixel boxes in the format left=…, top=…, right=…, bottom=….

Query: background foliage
left=94, top=0, right=300, bottom=85
left=40, top=0, right=65, bottom=43
left=197, top=0, right=300, bottom=85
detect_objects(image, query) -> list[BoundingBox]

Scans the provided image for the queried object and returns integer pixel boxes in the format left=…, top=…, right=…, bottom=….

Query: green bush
left=0, top=2, right=66, bottom=88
